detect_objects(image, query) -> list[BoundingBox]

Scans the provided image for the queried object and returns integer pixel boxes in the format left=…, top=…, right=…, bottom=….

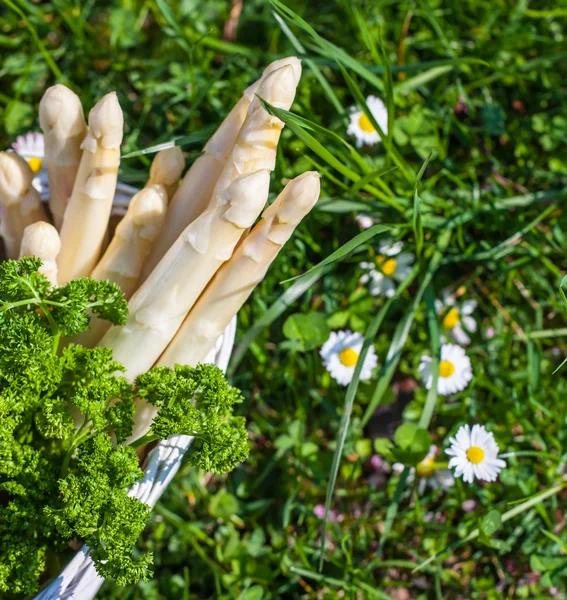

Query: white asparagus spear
left=128, top=172, right=320, bottom=443
left=75, top=184, right=169, bottom=348
left=0, top=152, right=49, bottom=259
left=145, top=147, right=185, bottom=199
left=141, top=57, right=302, bottom=280
left=39, top=84, right=87, bottom=229
left=19, top=221, right=61, bottom=285
left=57, top=92, right=124, bottom=284
left=99, top=168, right=271, bottom=381
left=159, top=171, right=320, bottom=365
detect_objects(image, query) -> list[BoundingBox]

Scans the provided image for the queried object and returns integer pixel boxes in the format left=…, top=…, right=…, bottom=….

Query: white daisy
left=11, top=132, right=48, bottom=195
left=446, top=424, right=506, bottom=484
left=419, top=343, right=472, bottom=396
left=347, top=95, right=388, bottom=148
left=320, top=330, right=378, bottom=386
left=359, top=240, right=414, bottom=298
left=355, top=214, right=374, bottom=229
left=393, top=445, right=455, bottom=494
left=435, top=290, right=477, bottom=345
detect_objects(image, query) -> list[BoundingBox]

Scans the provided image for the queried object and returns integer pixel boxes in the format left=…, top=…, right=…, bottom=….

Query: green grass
left=2, top=0, right=567, bottom=598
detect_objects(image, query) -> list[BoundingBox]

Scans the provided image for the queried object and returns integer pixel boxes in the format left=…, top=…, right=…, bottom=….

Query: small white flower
left=359, top=240, right=414, bottom=298
left=347, top=96, right=388, bottom=148
left=11, top=132, right=47, bottom=195
left=320, top=330, right=377, bottom=386
left=446, top=424, right=506, bottom=483
left=435, top=290, right=477, bottom=345
left=419, top=343, right=472, bottom=396
left=393, top=445, right=454, bottom=494
left=355, top=214, right=374, bottom=229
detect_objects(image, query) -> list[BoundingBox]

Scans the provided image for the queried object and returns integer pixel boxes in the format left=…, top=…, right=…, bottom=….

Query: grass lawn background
left=1, top=0, right=567, bottom=598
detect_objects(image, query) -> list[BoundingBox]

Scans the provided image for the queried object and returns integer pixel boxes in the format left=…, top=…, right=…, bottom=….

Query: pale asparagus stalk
left=141, top=57, right=302, bottom=280
left=57, top=92, right=124, bottom=284
left=0, top=152, right=48, bottom=259
left=99, top=168, right=271, bottom=381
left=75, top=184, right=169, bottom=348
left=159, top=171, right=320, bottom=366
left=39, top=84, right=87, bottom=229
left=19, top=221, right=61, bottom=285
left=145, top=147, right=185, bottom=199
left=128, top=172, right=320, bottom=442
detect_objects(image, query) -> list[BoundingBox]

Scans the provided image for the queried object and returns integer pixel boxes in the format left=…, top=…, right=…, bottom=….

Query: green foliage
left=0, top=260, right=247, bottom=598
left=2, top=0, right=567, bottom=598
left=282, top=312, right=330, bottom=351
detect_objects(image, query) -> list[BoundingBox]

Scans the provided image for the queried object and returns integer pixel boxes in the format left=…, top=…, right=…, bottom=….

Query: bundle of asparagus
left=0, top=56, right=322, bottom=598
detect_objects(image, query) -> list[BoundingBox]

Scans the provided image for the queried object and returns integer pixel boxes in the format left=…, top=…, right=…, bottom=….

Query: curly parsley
left=0, top=258, right=249, bottom=598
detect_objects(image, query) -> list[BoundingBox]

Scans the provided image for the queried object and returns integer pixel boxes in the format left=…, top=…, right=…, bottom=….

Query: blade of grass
left=350, top=166, right=398, bottom=194
left=281, top=224, right=395, bottom=284
left=394, top=65, right=454, bottom=94
left=376, top=28, right=395, bottom=153
left=361, top=229, right=452, bottom=427
left=377, top=468, right=412, bottom=557
left=419, top=286, right=441, bottom=429
left=290, top=566, right=395, bottom=599
left=4, top=0, right=67, bottom=83
left=316, top=199, right=375, bottom=213
left=412, top=154, right=432, bottom=259
left=270, top=0, right=385, bottom=92
left=414, top=484, right=565, bottom=572
left=260, top=100, right=404, bottom=210
left=349, top=6, right=381, bottom=66
left=420, top=0, right=456, bottom=58
left=378, top=285, right=441, bottom=554
left=154, top=0, right=193, bottom=54
left=121, top=131, right=214, bottom=158
left=228, top=266, right=331, bottom=376
left=272, top=12, right=344, bottom=114
left=317, top=263, right=420, bottom=570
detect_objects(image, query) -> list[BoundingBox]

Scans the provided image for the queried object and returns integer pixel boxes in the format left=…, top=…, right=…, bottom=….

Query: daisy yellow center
left=27, top=157, right=43, bottom=173
left=439, top=360, right=455, bottom=378
left=339, top=347, right=358, bottom=367
left=416, top=458, right=435, bottom=478
left=358, top=113, right=375, bottom=133
left=443, top=307, right=460, bottom=330
left=377, top=256, right=397, bottom=277
left=466, top=446, right=485, bottom=464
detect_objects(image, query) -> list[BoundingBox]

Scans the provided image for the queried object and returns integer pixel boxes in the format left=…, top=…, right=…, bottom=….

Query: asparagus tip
left=83, top=91, right=124, bottom=152
left=39, top=84, right=86, bottom=137
left=20, top=221, right=61, bottom=259
left=150, top=147, right=185, bottom=185
left=131, top=184, right=168, bottom=228
left=0, top=152, right=33, bottom=204
left=262, top=56, right=302, bottom=87
left=267, top=171, right=320, bottom=226
left=245, top=56, right=302, bottom=100
left=256, top=64, right=299, bottom=109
